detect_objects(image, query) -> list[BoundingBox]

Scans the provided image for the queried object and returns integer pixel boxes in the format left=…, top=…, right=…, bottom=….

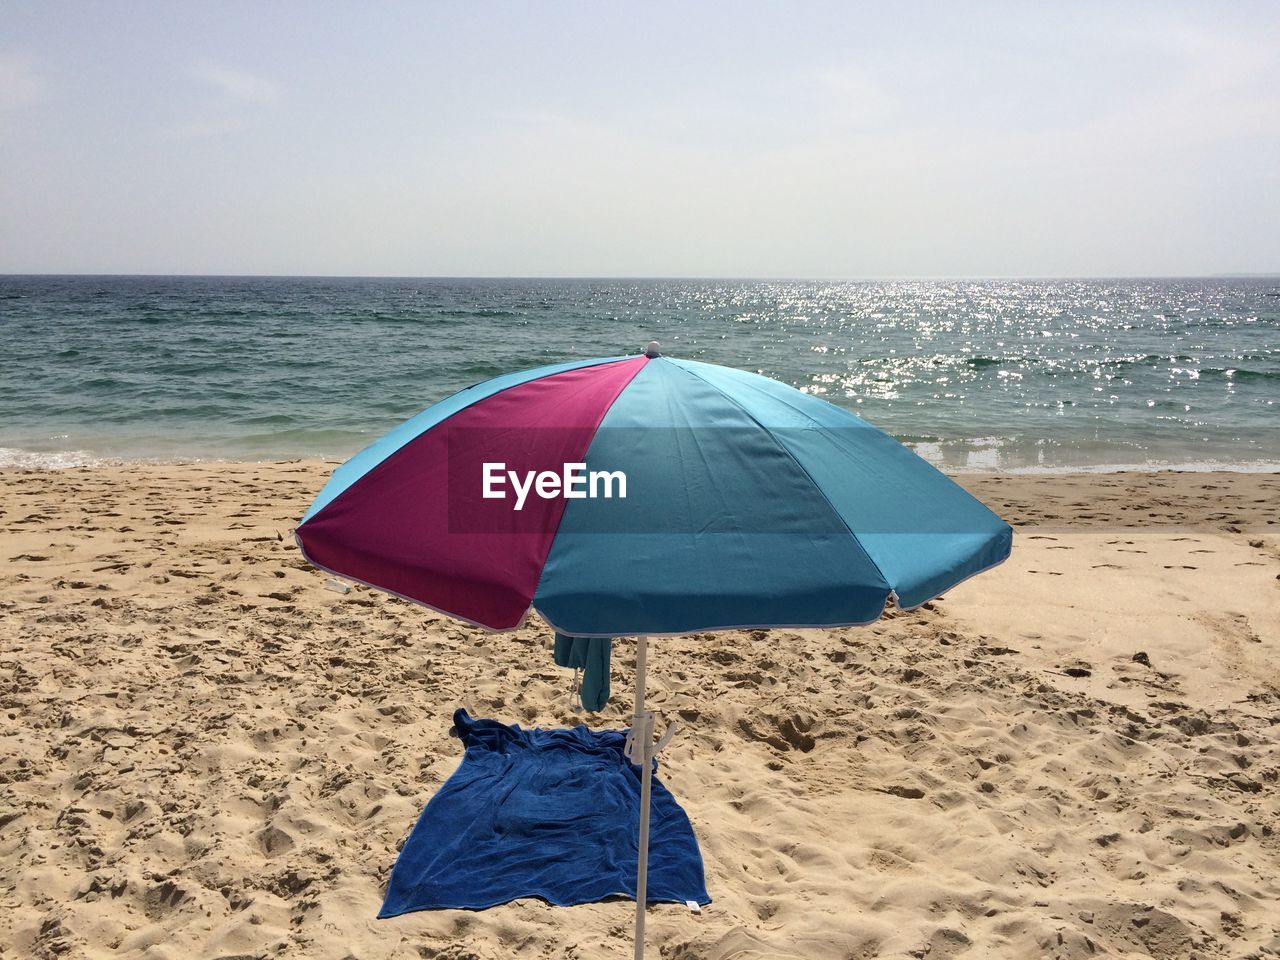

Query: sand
left=1, top=463, right=1278, bottom=960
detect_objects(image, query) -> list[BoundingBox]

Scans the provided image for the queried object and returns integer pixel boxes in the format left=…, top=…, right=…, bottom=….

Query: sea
left=1, top=275, right=1277, bottom=473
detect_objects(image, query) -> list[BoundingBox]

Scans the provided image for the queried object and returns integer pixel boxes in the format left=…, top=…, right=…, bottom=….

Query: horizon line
left=2, top=271, right=1279, bottom=282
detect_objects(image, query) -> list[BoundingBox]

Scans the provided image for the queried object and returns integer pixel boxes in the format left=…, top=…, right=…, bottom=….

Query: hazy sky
left=2, top=2, right=1278, bottom=277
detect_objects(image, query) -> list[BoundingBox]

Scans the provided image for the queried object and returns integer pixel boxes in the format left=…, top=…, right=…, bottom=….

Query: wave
left=437, top=308, right=520, bottom=319
left=81, top=376, right=124, bottom=390
left=0, top=447, right=105, bottom=469
left=1211, top=367, right=1280, bottom=383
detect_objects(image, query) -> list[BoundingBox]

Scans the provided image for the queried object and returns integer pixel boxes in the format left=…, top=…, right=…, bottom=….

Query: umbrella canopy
left=296, top=348, right=1011, bottom=634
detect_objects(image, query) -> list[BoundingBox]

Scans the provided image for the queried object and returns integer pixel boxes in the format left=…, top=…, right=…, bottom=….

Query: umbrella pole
left=633, top=635, right=652, bottom=960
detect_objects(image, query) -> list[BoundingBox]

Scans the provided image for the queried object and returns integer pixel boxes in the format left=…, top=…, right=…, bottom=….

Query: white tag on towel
left=686, top=900, right=701, bottom=914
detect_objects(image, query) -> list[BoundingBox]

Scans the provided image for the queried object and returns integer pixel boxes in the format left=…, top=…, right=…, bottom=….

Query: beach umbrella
left=295, top=342, right=1012, bottom=959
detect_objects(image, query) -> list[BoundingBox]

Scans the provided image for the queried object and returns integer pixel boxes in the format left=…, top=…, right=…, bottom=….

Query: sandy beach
left=2, top=462, right=1278, bottom=960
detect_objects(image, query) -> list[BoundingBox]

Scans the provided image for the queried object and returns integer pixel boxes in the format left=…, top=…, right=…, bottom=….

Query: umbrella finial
left=643, top=341, right=661, bottom=358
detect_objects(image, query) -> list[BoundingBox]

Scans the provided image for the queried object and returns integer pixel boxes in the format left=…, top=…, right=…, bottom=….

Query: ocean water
left=1, top=275, right=1277, bottom=472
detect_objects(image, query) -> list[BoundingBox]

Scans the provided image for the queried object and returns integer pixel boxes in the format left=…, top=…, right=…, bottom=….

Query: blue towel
left=379, top=709, right=710, bottom=916
left=553, top=633, right=612, bottom=711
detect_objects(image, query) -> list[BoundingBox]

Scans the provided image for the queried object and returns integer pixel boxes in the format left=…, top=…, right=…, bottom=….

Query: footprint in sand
left=258, top=825, right=296, bottom=857
left=1058, top=662, right=1092, bottom=678
left=882, top=784, right=926, bottom=800
left=143, top=880, right=192, bottom=918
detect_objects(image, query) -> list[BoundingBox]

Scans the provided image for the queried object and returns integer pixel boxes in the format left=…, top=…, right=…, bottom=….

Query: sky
left=1, top=2, right=1278, bottom=278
